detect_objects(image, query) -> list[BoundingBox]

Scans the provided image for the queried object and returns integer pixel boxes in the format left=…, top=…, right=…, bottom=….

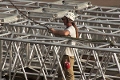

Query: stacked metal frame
left=0, top=0, right=120, bottom=80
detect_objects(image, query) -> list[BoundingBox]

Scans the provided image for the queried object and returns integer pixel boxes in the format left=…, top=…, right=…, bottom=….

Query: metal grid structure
left=0, top=0, right=120, bottom=80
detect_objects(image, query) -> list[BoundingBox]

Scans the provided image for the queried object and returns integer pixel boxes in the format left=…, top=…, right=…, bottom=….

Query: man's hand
left=49, top=28, right=62, bottom=37
left=49, top=28, right=55, bottom=34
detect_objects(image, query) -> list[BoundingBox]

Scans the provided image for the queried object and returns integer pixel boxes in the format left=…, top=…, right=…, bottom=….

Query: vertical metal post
left=0, top=40, right=3, bottom=80
left=9, top=41, right=12, bottom=80
left=26, top=43, right=30, bottom=66
left=113, top=53, right=120, bottom=73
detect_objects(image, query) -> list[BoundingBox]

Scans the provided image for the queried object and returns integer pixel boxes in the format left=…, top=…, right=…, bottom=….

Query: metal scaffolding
left=0, top=0, right=120, bottom=80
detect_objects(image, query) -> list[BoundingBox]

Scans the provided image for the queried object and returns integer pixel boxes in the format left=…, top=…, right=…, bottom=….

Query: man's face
left=62, top=17, right=67, bottom=25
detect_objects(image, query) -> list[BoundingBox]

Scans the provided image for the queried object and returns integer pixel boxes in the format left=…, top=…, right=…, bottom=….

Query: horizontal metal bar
left=4, top=23, right=120, bottom=37
left=78, top=14, right=120, bottom=20
left=0, top=2, right=41, bottom=8
left=78, top=30, right=120, bottom=37
left=0, top=37, right=119, bottom=53
left=75, top=19, right=120, bottom=26
left=4, top=22, right=120, bottom=31
left=97, top=6, right=120, bottom=10
left=0, top=32, right=11, bottom=37
left=82, top=10, right=120, bottom=15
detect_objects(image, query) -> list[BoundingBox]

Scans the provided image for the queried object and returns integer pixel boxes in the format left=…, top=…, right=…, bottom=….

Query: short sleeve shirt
left=65, top=26, right=76, bottom=56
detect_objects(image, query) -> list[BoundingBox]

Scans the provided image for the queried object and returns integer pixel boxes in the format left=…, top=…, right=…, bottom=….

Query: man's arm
left=49, top=28, right=70, bottom=36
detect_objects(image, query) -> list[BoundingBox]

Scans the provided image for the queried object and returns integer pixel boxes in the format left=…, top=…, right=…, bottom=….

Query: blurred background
left=43, top=0, right=120, bottom=7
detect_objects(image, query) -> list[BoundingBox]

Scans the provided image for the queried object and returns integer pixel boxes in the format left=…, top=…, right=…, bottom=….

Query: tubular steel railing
left=0, top=0, right=120, bottom=80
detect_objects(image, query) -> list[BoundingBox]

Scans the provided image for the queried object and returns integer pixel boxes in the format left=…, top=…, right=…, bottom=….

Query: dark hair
left=72, top=22, right=79, bottom=38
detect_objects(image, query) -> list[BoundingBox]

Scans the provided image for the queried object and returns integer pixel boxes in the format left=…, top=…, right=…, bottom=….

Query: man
left=50, top=12, right=78, bottom=80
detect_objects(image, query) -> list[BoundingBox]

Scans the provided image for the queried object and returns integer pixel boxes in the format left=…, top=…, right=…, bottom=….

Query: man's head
left=64, top=12, right=75, bottom=21
left=62, top=12, right=75, bottom=26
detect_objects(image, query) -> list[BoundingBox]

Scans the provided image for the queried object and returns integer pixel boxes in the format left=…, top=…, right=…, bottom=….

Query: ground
left=42, top=0, right=120, bottom=7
